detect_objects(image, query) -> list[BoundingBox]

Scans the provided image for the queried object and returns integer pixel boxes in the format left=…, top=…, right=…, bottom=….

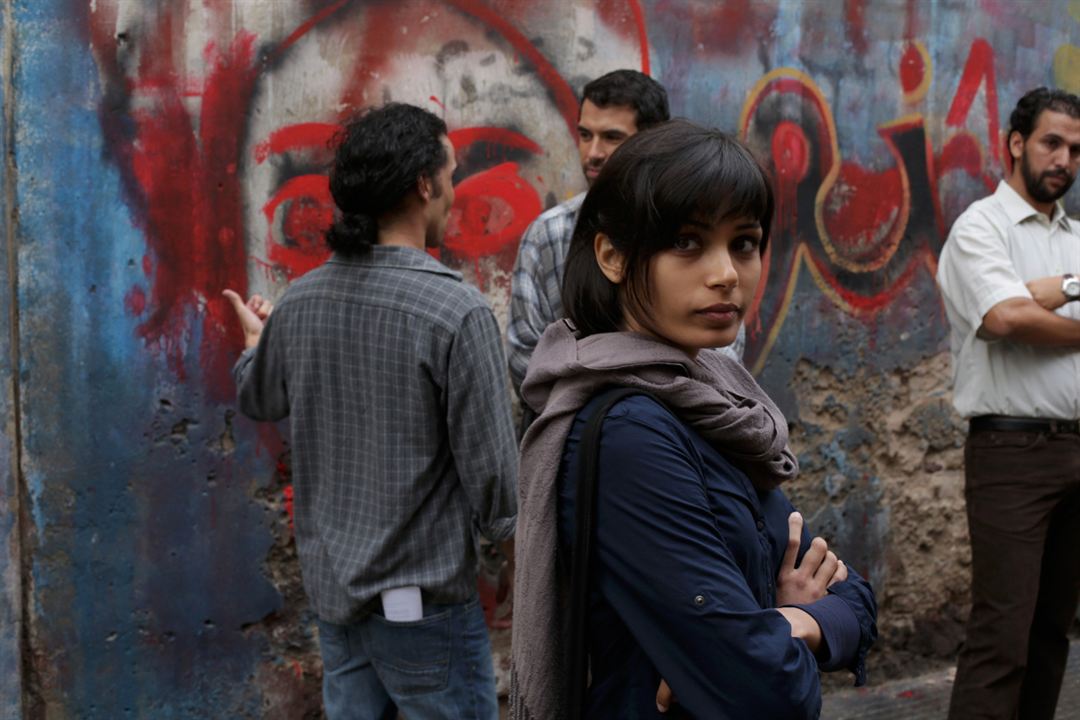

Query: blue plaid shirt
left=234, top=247, right=517, bottom=623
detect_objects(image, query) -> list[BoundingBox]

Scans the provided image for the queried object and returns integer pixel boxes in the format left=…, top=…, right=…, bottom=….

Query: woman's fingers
left=828, top=559, right=848, bottom=587
left=801, top=535, right=828, bottom=571
left=814, top=550, right=839, bottom=584
left=656, top=679, right=675, bottom=713
left=780, top=512, right=802, bottom=572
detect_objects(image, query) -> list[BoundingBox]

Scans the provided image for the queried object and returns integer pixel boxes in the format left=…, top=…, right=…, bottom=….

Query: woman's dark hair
left=562, top=119, right=774, bottom=337
left=326, top=103, right=448, bottom=255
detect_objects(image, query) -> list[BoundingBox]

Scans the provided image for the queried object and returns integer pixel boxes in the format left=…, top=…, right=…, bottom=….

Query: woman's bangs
left=647, top=143, right=771, bottom=243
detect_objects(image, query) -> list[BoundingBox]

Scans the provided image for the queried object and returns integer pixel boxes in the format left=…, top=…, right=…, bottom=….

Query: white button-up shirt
left=937, top=180, right=1080, bottom=419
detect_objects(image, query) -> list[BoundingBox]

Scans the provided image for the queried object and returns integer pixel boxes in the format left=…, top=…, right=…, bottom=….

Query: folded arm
left=590, top=406, right=823, bottom=719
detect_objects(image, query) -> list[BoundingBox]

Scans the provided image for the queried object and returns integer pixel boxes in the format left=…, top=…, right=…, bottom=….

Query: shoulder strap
left=565, top=387, right=659, bottom=720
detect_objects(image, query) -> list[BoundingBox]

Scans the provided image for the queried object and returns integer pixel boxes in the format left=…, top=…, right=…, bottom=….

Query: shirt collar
left=328, top=245, right=462, bottom=280
left=995, top=180, right=1069, bottom=228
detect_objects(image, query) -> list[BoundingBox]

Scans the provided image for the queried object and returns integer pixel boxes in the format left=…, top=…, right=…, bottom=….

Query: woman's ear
left=594, top=233, right=626, bottom=284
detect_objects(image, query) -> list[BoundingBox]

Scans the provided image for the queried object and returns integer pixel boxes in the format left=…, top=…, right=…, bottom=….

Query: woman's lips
left=696, top=304, right=740, bottom=324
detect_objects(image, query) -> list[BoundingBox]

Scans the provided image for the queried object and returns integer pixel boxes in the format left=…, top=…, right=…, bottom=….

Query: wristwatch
left=1063, top=273, right=1080, bottom=301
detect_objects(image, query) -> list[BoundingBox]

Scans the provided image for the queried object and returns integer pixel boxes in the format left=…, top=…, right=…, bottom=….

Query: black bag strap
left=565, top=387, right=658, bottom=720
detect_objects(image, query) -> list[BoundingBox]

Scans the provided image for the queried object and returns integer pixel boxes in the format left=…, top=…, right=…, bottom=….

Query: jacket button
left=694, top=594, right=705, bottom=606
left=756, top=519, right=765, bottom=531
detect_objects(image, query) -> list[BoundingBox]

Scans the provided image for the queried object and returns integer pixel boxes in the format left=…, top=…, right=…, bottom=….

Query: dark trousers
left=948, top=429, right=1080, bottom=720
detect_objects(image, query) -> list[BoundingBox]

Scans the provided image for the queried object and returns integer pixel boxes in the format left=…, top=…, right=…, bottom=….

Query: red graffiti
left=844, top=0, right=869, bottom=56
left=282, top=485, right=295, bottom=531
left=121, top=30, right=258, bottom=395
left=254, top=123, right=339, bottom=164
left=596, top=0, right=652, bottom=74
left=446, top=162, right=542, bottom=260
left=89, top=0, right=602, bottom=394
left=124, top=286, right=147, bottom=317
left=821, top=163, right=905, bottom=268
left=946, top=38, right=1000, bottom=164
left=654, top=0, right=775, bottom=57
left=899, top=43, right=926, bottom=95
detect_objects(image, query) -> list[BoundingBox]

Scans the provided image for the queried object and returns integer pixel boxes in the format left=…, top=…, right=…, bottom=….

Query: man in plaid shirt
left=507, top=71, right=746, bottom=423
left=224, top=103, right=515, bottom=720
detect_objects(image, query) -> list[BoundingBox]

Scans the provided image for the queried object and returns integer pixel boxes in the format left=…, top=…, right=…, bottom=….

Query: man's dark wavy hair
left=1008, top=86, right=1080, bottom=142
left=582, top=69, right=670, bottom=130
left=563, top=119, right=773, bottom=337
left=326, top=103, right=448, bottom=255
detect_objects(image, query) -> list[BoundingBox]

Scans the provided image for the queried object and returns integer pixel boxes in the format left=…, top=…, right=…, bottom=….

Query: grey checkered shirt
left=234, top=246, right=517, bottom=624
left=508, top=193, right=746, bottom=395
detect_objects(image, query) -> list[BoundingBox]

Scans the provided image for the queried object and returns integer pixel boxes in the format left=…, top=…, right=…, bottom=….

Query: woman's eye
left=733, top=237, right=760, bottom=253
left=672, top=235, right=700, bottom=251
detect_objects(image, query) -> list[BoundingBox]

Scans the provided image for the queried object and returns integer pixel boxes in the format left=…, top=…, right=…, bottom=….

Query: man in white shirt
left=937, top=87, right=1080, bottom=720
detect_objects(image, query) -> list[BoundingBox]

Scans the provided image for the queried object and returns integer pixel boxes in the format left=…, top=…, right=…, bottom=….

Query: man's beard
left=1022, top=151, right=1074, bottom=204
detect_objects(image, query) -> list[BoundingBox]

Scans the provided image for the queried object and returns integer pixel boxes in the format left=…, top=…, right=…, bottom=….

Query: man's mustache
left=1042, top=169, right=1073, bottom=182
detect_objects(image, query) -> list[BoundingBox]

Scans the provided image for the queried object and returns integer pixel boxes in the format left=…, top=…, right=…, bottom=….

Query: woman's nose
left=705, top=251, right=738, bottom=288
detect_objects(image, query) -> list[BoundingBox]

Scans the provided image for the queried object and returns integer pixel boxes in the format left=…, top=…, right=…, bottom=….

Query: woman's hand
left=656, top=679, right=676, bottom=713
left=775, top=512, right=847, bottom=607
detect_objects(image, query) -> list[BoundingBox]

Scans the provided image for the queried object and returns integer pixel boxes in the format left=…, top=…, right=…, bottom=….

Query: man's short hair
left=581, top=69, right=670, bottom=130
left=1008, top=87, right=1080, bottom=141
left=326, top=103, right=448, bottom=255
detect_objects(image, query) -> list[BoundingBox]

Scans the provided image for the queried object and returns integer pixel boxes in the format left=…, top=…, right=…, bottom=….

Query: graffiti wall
left=5, top=0, right=1080, bottom=715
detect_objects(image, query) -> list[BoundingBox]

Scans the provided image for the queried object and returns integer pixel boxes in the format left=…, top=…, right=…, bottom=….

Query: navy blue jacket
left=557, top=394, right=877, bottom=719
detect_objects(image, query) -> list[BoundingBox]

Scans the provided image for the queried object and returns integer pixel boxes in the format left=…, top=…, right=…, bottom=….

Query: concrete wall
left=4, top=0, right=1080, bottom=716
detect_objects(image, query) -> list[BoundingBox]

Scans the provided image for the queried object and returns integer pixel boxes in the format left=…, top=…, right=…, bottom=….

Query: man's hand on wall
left=775, top=512, right=847, bottom=607
left=1025, top=275, right=1068, bottom=311
left=223, top=289, right=273, bottom=349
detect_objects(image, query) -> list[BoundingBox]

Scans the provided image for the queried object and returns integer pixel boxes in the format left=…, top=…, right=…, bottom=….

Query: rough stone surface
left=789, top=352, right=971, bottom=683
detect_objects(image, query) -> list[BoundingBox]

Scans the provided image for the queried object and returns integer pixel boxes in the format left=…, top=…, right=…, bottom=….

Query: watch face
left=1066, top=278, right=1080, bottom=299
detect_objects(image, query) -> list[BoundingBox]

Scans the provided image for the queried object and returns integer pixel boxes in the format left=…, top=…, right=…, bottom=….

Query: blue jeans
left=316, top=595, right=498, bottom=720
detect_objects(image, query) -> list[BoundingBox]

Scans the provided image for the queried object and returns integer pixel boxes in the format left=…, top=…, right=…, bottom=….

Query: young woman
left=510, top=120, right=877, bottom=719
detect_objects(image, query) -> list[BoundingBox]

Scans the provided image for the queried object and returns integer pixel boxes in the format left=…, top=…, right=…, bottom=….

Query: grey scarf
left=510, top=320, right=799, bottom=720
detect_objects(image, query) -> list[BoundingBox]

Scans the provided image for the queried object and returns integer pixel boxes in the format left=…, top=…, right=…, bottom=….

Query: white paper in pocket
left=381, top=586, right=423, bottom=622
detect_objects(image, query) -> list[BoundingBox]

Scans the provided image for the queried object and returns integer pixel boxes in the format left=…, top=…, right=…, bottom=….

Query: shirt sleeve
left=590, top=405, right=822, bottom=719
left=937, top=207, right=1032, bottom=331
left=507, top=217, right=558, bottom=396
left=233, top=315, right=290, bottom=422
left=447, top=305, right=518, bottom=541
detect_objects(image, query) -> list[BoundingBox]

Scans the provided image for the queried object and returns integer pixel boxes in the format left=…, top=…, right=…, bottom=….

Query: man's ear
left=1008, top=130, right=1025, bottom=164
left=417, top=174, right=433, bottom=202
left=594, top=233, right=625, bottom=284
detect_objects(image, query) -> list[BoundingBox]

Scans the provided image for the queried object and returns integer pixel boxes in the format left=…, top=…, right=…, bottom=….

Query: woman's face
left=623, top=214, right=763, bottom=358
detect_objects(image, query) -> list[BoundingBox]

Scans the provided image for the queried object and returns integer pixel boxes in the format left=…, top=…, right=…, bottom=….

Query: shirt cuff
left=480, top=515, right=516, bottom=542
left=786, top=594, right=859, bottom=672
left=233, top=346, right=257, bottom=376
